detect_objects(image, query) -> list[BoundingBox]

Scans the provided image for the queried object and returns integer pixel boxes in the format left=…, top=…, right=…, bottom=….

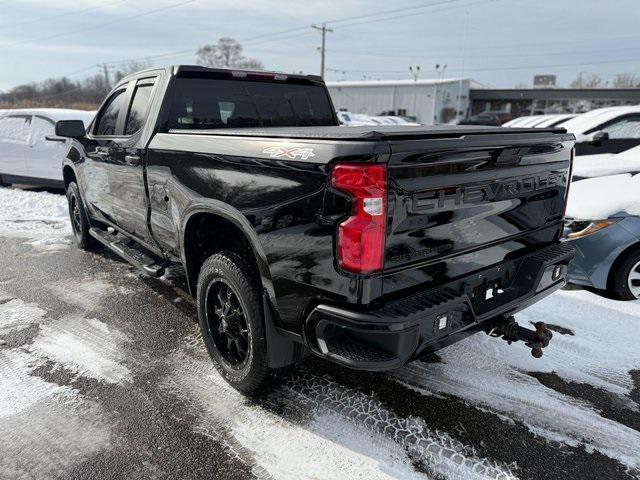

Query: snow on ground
left=163, top=350, right=516, bottom=480
left=0, top=187, right=71, bottom=249
left=46, top=276, right=135, bottom=312
left=0, top=298, right=47, bottom=335
left=30, top=315, right=131, bottom=384
left=0, top=298, right=114, bottom=478
left=395, top=290, right=640, bottom=471
left=566, top=173, right=640, bottom=220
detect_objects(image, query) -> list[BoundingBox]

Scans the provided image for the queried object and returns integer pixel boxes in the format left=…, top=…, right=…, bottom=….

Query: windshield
left=167, top=77, right=336, bottom=129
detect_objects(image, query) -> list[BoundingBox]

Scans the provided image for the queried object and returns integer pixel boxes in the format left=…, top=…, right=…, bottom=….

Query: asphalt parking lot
left=1, top=187, right=640, bottom=480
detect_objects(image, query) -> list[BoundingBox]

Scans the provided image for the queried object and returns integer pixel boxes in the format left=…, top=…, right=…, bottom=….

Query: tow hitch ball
left=487, top=317, right=553, bottom=358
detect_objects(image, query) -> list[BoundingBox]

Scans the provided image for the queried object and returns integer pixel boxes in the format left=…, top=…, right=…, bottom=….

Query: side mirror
left=55, top=120, right=86, bottom=139
left=591, top=131, right=609, bottom=145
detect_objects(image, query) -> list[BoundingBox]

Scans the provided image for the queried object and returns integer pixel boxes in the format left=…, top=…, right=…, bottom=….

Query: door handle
left=93, top=150, right=109, bottom=157
left=125, top=155, right=141, bottom=165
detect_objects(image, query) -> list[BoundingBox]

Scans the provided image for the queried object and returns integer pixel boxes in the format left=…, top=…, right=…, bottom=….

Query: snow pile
left=565, top=173, right=640, bottom=220
left=394, top=290, right=640, bottom=470
left=573, top=147, right=640, bottom=179
left=0, top=187, right=71, bottom=243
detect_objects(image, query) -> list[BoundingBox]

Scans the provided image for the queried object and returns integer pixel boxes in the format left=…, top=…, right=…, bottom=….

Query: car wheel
left=66, top=182, right=99, bottom=250
left=610, top=249, right=640, bottom=300
left=0, top=175, right=9, bottom=187
left=197, top=251, right=272, bottom=394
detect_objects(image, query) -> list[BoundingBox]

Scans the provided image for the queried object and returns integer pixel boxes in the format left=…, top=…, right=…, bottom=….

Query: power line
left=1, top=0, right=196, bottom=48
left=60, top=0, right=485, bottom=75
left=328, top=56, right=640, bottom=76
left=0, top=0, right=126, bottom=29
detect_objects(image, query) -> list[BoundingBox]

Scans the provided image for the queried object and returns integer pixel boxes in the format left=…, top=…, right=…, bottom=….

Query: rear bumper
left=305, top=242, right=574, bottom=370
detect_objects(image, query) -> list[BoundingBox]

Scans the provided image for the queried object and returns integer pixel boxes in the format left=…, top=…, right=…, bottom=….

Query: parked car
left=565, top=173, right=640, bottom=299
left=55, top=65, right=574, bottom=394
left=502, top=116, right=535, bottom=127
left=533, top=114, right=576, bottom=128
left=572, top=145, right=640, bottom=180
left=460, top=110, right=512, bottom=126
left=372, top=116, right=420, bottom=126
left=0, top=108, right=95, bottom=188
left=503, top=114, right=576, bottom=129
left=336, top=111, right=373, bottom=126
left=560, top=106, right=640, bottom=155
left=458, top=112, right=502, bottom=126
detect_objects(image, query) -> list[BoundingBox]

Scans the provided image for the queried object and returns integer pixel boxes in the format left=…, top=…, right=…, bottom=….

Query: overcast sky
left=1, top=0, right=639, bottom=91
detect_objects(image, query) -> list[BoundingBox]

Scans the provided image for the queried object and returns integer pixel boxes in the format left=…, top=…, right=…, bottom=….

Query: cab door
left=0, top=115, right=32, bottom=178
left=28, top=115, right=67, bottom=182
left=110, top=77, right=158, bottom=242
left=83, top=86, right=128, bottom=222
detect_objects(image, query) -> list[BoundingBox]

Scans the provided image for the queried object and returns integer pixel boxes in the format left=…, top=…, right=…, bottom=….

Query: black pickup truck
left=56, top=66, right=574, bottom=393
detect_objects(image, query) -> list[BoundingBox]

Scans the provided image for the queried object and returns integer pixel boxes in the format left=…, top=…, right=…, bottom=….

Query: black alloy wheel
left=197, top=251, right=271, bottom=394
left=205, top=280, right=250, bottom=368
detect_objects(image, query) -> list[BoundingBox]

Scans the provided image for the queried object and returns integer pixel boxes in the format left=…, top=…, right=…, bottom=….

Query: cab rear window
left=167, top=77, right=335, bottom=129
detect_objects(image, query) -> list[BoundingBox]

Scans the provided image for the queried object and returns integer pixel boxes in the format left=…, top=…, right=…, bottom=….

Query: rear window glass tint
left=167, top=77, right=335, bottom=129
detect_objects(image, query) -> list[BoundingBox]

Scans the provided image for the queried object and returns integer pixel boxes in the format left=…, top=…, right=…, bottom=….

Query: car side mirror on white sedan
left=591, top=130, right=609, bottom=146
left=55, top=120, right=86, bottom=139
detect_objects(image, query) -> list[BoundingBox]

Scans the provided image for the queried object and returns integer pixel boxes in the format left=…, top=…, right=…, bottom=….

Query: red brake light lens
left=564, top=146, right=575, bottom=216
left=331, top=163, right=387, bottom=273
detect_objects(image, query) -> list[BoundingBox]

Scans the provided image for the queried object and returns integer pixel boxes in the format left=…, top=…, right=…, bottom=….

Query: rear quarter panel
left=146, top=133, right=388, bottom=328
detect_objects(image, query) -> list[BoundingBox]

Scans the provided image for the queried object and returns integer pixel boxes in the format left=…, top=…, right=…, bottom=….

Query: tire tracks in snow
left=158, top=345, right=516, bottom=480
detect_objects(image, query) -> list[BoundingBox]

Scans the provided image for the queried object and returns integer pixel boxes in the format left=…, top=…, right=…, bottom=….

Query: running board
left=89, top=227, right=165, bottom=277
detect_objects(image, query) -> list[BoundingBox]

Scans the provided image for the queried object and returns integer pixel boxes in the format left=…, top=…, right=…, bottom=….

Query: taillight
left=563, top=147, right=575, bottom=216
left=331, top=163, right=387, bottom=274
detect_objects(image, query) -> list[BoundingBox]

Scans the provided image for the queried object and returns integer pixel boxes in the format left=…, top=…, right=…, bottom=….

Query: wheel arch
left=180, top=202, right=276, bottom=304
left=607, top=240, right=640, bottom=291
left=62, top=163, right=77, bottom=189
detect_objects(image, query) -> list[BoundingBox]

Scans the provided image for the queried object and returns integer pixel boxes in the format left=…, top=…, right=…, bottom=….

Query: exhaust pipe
left=487, top=316, right=553, bottom=358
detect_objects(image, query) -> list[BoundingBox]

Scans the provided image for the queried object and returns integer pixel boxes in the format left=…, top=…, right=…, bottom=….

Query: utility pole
left=101, top=64, right=111, bottom=90
left=409, top=65, right=420, bottom=122
left=433, top=64, right=446, bottom=125
left=456, top=11, right=469, bottom=123
left=312, top=24, right=333, bottom=78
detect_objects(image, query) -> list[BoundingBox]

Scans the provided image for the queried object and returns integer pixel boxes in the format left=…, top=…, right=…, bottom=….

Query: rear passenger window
left=125, top=82, right=155, bottom=135
left=601, top=115, right=640, bottom=139
left=95, top=90, right=126, bottom=136
left=0, top=116, right=31, bottom=143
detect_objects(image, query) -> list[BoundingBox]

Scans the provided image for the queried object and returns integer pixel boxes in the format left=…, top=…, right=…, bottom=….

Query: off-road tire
left=197, top=251, right=272, bottom=394
left=66, top=181, right=99, bottom=250
left=610, top=248, right=640, bottom=300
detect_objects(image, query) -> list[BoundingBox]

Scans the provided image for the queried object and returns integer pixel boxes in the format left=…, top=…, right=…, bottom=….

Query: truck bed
left=167, top=125, right=568, bottom=141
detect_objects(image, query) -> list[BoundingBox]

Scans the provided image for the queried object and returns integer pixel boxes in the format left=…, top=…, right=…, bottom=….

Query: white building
left=326, top=78, right=472, bottom=125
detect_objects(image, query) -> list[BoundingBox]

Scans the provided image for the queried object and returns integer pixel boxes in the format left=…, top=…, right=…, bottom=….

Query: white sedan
left=0, top=108, right=95, bottom=188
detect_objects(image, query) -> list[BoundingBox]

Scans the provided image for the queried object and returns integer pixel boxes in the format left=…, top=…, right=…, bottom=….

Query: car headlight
left=566, top=219, right=619, bottom=240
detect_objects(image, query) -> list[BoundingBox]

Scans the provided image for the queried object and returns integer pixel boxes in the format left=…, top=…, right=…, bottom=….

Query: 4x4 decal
left=262, top=146, right=315, bottom=160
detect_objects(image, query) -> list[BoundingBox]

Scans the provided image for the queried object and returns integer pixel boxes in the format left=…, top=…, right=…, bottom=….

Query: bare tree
left=612, top=73, right=640, bottom=88
left=570, top=73, right=603, bottom=88
left=112, top=60, right=153, bottom=83
left=196, top=37, right=264, bottom=70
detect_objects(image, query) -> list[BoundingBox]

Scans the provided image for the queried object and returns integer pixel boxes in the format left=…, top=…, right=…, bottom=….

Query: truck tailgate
left=383, top=131, right=573, bottom=298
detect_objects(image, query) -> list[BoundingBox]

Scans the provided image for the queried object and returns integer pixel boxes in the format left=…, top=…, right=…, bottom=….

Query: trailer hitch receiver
left=488, top=317, right=553, bottom=358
